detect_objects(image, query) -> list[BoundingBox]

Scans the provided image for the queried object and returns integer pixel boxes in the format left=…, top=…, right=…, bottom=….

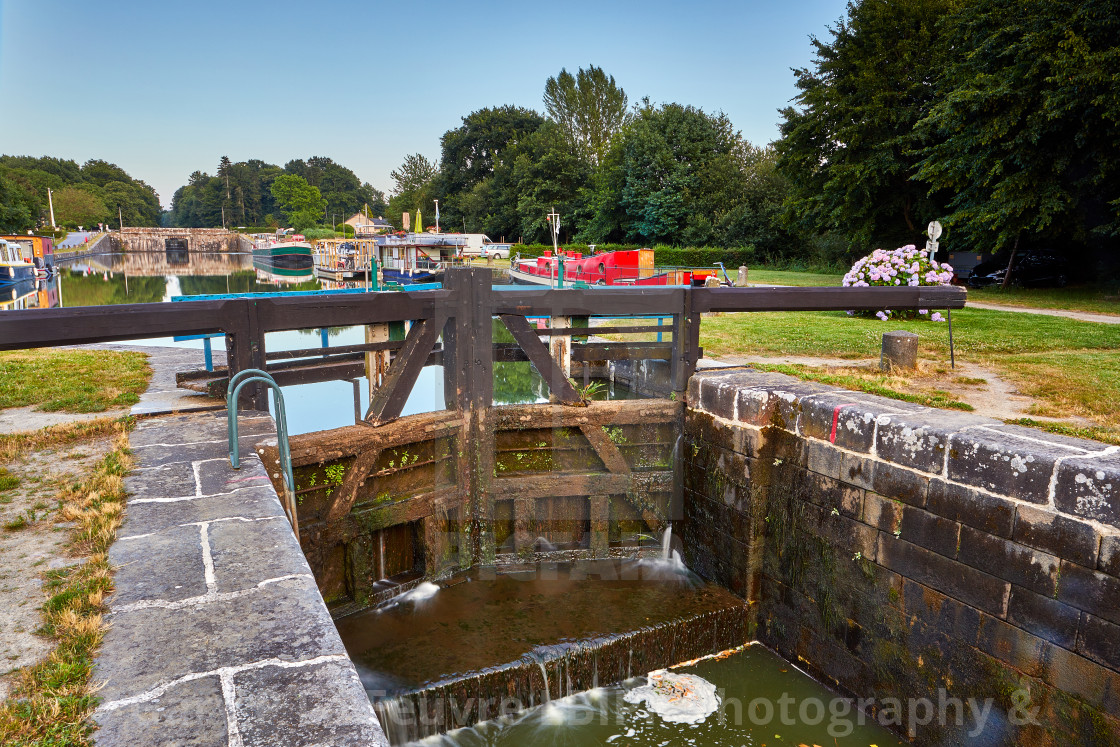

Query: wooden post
left=365, top=322, right=391, bottom=399
left=549, top=315, right=572, bottom=379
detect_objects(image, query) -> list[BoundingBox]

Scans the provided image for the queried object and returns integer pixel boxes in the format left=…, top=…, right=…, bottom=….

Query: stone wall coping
left=689, top=368, right=1120, bottom=532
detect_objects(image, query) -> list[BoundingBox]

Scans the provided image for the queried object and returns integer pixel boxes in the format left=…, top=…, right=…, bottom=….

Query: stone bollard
left=881, top=330, right=918, bottom=371
left=735, top=265, right=749, bottom=287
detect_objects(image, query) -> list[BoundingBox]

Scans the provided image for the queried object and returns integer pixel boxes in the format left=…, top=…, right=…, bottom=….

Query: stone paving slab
left=93, top=408, right=388, bottom=746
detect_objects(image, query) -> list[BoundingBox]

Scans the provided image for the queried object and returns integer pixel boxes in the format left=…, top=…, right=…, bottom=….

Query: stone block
left=1058, top=561, right=1120, bottom=627
left=798, top=396, right=880, bottom=453
left=863, top=492, right=903, bottom=533
left=800, top=502, right=878, bottom=561
left=233, top=658, right=386, bottom=747
left=208, top=517, right=311, bottom=593
left=1098, top=533, right=1120, bottom=578
left=1013, top=504, right=1100, bottom=569
left=1007, top=587, right=1081, bottom=648
left=880, top=330, right=918, bottom=371
left=1053, top=451, right=1120, bottom=529
left=875, top=410, right=989, bottom=475
left=1076, top=613, right=1120, bottom=672
left=805, top=438, right=843, bottom=480
left=119, top=487, right=285, bottom=537
left=94, top=577, right=344, bottom=700
left=957, top=526, right=1060, bottom=596
left=734, top=379, right=837, bottom=431
left=806, top=471, right=862, bottom=519
left=1045, top=644, right=1120, bottom=720
left=871, top=461, right=929, bottom=507
left=899, top=505, right=961, bottom=558
left=876, top=534, right=1009, bottom=617
left=976, top=613, right=1051, bottom=677
left=698, top=376, right=739, bottom=420
left=948, top=428, right=1082, bottom=504
left=109, top=524, right=208, bottom=607
left=93, top=674, right=228, bottom=747
left=927, top=478, right=1016, bottom=538
left=900, top=579, right=981, bottom=645
left=840, top=452, right=876, bottom=490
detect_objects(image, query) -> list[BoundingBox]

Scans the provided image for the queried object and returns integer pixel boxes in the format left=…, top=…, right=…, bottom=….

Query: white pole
left=47, top=188, right=57, bottom=229
left=119, top=205, right=124, bottom=230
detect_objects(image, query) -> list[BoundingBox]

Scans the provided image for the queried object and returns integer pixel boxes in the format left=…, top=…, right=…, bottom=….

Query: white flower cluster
left=842, top=244, right=954, bottom=321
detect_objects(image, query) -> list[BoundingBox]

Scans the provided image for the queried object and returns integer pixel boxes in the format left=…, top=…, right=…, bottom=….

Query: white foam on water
left=623, top=669, right=720, bottom=725
left=379, top=581, right=440, bottom=611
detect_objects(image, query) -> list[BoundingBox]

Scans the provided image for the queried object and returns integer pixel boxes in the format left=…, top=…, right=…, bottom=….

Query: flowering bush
left=842, top=244, right=954, bottom=321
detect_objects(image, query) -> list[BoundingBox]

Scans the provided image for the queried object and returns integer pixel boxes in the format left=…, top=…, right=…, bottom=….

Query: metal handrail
left=227, top=368, right=299, bottom=536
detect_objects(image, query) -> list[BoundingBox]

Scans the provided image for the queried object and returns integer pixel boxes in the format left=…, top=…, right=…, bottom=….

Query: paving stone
left=96, top=577, right=342, bottom=701
left=1053, top=450, right=1120, bottom=529
left=1013, top=504, right=1100, bottom=569
left=234, top=659, right=388, bottom=747
left=209, top=517, right=310, bottom=593
left=125, top=462, right=198, bottom=501
left=120, top=487, right=285, bottom=537
left=798, top=396, right=881, bottom=453
left=109, top=524, right=207, bottom=607
left=949, top=427, right=1084, bottom=504
left=93, top=674, right=228, bottom=747
left=926, top=478, right=1017, bottom=538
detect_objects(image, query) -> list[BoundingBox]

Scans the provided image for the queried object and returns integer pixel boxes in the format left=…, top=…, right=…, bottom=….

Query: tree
left=544, top=65, right=631, bottom=165
left=0, top=174, right=38, bottom=233
left=53, top=185, right=109, bottom=228
left=387, top=154, right=438, bottom=229
left=915, top=0, right=1120, bottom=259
left=270, top=173, right=326, bottom=231
left=775, top=0, right=958, bottom=250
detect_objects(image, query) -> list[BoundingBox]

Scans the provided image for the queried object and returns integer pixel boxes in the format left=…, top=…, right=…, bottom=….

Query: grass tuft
left=753, top=363, right=975, bottom=411
left=0, top=423, right=133, bottom=746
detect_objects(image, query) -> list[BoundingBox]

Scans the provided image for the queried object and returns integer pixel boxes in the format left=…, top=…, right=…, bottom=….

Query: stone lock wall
left=682, top=368, right=1120, bottom=745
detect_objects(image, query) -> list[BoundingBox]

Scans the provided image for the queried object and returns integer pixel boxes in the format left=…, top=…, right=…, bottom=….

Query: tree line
left=0, top=156, right=160, bottom=233
left=167, top=156, right=386, bottom=230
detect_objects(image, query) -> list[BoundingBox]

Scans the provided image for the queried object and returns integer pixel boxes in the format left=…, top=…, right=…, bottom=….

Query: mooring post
left=364, top=322, right=391, bottom=394
left=225, top=298, right=268, bottom=410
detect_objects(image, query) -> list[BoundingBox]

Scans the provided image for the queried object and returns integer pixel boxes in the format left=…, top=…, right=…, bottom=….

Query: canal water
left=18, top=252, right=635, bottom=433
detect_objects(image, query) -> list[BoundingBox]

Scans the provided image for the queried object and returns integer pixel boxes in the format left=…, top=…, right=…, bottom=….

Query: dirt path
left=966, top=302, right=1120, bottom=324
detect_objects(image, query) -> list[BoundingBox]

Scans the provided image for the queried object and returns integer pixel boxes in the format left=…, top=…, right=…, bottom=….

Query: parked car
left=480, top=243, right=511, bottom=260
left=967, top=250, right=1069, bottom=288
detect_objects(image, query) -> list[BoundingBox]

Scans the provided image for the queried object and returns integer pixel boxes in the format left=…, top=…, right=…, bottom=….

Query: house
left=345, top=212, right=393, bottom=237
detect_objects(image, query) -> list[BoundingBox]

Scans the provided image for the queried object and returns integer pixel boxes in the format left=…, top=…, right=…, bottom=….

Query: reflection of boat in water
left=0, top=277, right=58, bottom=311
left=509, top=248, right=721, bottom=287
left=253, top=266, right=315, bottom=286
left=252, top=241, right=314, bottom=278
left=0, top=239, right=37, bottom=287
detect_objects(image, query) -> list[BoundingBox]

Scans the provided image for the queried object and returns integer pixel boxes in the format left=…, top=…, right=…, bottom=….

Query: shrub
left=842, top=244, right=954, bottom=320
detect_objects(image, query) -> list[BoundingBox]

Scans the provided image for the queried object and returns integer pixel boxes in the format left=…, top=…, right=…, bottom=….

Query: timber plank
left=498, top=314, right=582, bottom=404
left=579, top=424, right=631, bottom=474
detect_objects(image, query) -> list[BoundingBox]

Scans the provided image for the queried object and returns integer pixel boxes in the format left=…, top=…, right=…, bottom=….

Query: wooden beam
left=499, top=314, right=583, bottom=404
left=579, top=424, right=631, bottom=473
left=325, top=448, right=382, bottom=522
left=365, top=314, right=446, bottom=425
left=572, top=343, right=676, bottom=361
left=690, top=285, right=968, bottom=313
left=285, top=410, right=461, bottom=466
left=490, top=470, right=673, bottom=500
left=491, top=399, right=682, bottom=430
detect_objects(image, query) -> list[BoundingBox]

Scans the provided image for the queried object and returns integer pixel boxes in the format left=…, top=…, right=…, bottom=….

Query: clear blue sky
left=0, top=0, right=847, bottom=209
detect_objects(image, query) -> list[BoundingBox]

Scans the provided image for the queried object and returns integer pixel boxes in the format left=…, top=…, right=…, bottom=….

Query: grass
left=739, top=268, right=844, bottom=286
left=0, top=422, right=132, bottom=746
left=968, top=284, right=1120, bottom=316
left=0, top=350, right=150, bottom=413
left=1005, top=418, right=1120, bottom=447
left=0, top=418, right=127, bottom=462
left=753, top=363, right=974, bottom=411
left=0, top=467, right=19, bottom=492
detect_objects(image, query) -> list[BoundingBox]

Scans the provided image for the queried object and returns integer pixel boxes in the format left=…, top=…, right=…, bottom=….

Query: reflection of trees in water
left=492, top=318, right=547, bottom=403
left=178, top=272, right=320, bottom=297
left=60, top=270, right=166, bottom=307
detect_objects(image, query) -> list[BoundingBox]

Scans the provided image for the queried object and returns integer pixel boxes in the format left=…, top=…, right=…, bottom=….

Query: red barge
left=509, top=248, right=721, bottom=287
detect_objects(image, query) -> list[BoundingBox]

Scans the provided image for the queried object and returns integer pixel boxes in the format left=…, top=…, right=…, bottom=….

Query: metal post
left=947, top=308, right=955, bottom=369
left=320, top=327, right=329, bottom=349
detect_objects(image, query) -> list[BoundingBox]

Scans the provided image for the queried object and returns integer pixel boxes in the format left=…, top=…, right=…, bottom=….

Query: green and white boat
left=252, top=240, right=314, bottom=278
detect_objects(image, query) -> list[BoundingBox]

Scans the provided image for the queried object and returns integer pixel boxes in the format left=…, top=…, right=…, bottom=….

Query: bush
left=842, top=244, right=954, bottom=320
left=301, top=228, right=345, bottom=241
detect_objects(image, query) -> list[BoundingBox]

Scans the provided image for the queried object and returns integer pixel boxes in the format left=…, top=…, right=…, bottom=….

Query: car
left=480, top=244, right=511, bottom=260
left=967, top=250, right=1069, bottom=288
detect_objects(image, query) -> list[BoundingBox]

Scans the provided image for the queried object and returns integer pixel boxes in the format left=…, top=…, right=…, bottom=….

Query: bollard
left=881, top=330, right=919, bottom=371
left=736, top=265, right=750, bottom=287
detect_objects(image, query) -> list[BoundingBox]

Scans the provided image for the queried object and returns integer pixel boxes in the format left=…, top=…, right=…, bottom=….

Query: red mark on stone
left=830, top=404, right=858, bottom=443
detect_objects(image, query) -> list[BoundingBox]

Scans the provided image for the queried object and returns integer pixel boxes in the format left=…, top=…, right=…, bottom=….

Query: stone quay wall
left=681, top=368, right=1120, bottom=745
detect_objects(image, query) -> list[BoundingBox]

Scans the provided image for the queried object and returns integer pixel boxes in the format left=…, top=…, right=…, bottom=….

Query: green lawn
left=0, top=350, right=151, bottom=413
left=739, top=268, right=845, bottom=286
left=967, top=284, right=1120, bottom=316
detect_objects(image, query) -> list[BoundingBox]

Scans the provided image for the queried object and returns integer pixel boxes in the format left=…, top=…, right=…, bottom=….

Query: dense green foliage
left=776, top=0, right=1119, bottom=272
left=270, top=174, right=327, bottom=232
left=168, top=155, right=383, bottom=229
left=0, top=155, right=160, bottom=232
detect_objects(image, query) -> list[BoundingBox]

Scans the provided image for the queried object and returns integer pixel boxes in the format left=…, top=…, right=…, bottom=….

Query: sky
left=0, top=0, right=848, bottom=209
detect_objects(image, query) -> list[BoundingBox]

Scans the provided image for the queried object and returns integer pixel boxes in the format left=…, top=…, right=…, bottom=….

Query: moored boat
left=509, top=248, right=721, bottom=287
left=0, top=239, right=36, bottom=287
left=252, top=240, right=314, bottom=277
